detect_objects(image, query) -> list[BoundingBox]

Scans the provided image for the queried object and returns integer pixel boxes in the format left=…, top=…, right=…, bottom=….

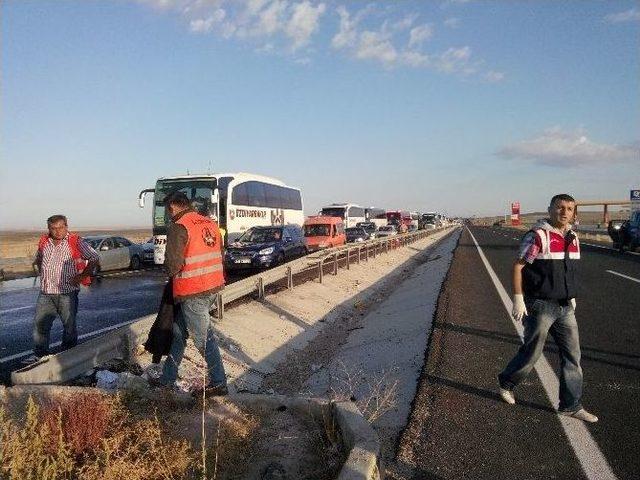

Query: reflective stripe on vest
left=173, top=211, right=225, bottom=298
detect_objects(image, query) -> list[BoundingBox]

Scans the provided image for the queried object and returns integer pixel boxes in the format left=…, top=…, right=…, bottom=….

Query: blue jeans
left=160, top=292, right=226, bottom=387
left=33, top=291, right=79, bottom=356
left=498, top=298, right=583, bottom=412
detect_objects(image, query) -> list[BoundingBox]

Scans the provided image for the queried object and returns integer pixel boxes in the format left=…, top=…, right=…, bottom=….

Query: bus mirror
left=138, top=197, right=145, bottom=208
left=138, top=188, right=154, bottom=209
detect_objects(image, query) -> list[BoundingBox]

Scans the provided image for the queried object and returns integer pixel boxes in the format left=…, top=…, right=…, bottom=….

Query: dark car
left=224, top=225, right=307, bottom=271
left=356, top=221, right=377, bottom=238
left=345, top=227, right=369, bottom=243
left=608, top=211, right=640, bottom=252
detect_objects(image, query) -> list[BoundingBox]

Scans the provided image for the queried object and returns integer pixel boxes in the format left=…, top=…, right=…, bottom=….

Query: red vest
left=38, top=233, right=92, bottom=286
left=173, top=211, right=224, bottom=298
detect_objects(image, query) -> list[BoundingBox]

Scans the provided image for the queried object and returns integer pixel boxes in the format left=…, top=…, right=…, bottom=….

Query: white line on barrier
left=606, top=270, right=640, bottom=284
left=0, top=305, right=33, bottom=315
left=0, top=319, right=139, bottom=363
left=466, top=227, right=618, bottom=480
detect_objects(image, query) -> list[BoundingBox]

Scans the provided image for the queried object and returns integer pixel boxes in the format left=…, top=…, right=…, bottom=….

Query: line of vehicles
left=137, top=172, right=452, bottom=273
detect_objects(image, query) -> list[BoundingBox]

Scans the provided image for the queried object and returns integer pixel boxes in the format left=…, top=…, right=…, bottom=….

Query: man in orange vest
left=25, top=215, right=99, bottom=363
left=155, top=191, right=228, bottom=395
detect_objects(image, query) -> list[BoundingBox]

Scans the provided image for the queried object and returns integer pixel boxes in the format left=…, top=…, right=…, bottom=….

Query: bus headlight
left=259, top=247, right=275, bottom=255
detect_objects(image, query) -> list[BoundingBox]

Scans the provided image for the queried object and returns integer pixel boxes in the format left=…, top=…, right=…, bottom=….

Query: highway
left=397, top=225, right=640, bottom=480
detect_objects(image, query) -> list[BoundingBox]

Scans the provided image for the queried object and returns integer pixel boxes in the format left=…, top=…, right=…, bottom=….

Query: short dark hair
left=47, top=215, right=67, bottom=226
left=163, top=191, right=191, bottom=209
left=550, top=194, right=575, bottom=207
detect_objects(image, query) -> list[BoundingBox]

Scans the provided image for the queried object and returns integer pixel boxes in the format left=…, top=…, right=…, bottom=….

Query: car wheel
left=130, top=255, right=141, bottom=270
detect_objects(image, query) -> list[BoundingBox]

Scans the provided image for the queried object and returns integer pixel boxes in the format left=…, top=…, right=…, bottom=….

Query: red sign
left=511, top=202, right=521, bottom=226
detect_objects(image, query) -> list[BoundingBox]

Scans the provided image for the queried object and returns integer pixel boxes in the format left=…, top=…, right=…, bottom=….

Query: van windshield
left=304, top=225, right=330, bottom=237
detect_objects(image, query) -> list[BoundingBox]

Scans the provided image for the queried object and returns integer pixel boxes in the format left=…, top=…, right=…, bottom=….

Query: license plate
left=234, top=258, right=251, bottom=264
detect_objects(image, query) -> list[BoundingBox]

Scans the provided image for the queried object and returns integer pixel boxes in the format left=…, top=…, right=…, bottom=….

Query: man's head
left=163, top=191, right=192, bottom=219
left=548, top=194, right=576, bottom=230
left=47, top=215, right=68, bottom=240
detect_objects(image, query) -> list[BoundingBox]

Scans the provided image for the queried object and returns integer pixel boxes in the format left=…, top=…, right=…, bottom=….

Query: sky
left=1, top=0, right=639, bottom=229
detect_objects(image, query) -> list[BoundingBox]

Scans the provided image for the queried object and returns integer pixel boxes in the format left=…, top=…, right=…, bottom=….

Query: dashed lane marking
left=467, top=227, right=618, bottom=480
left=582, top=243, right=640, bottom=256
left=606, top=270, right=640, bottom=284
left=0, top=318, right=140, bottom=364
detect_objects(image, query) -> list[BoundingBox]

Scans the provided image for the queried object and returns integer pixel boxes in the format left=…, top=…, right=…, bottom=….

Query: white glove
left=570, top=298, right=576, bottom=311
left=512, top=294, right=527, bottom=322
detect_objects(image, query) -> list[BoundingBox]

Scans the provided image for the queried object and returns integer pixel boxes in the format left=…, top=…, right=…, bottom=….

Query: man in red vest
left=26, top=215, right=99, bottom=363
left=498, top=194, right=597, bottom=423
left=155, top=191, right=228, bottom=395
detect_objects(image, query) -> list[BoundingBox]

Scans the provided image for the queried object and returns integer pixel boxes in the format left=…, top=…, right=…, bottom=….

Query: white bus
left=365, top=207, right=387, bottom=229
left=319, top=203, right=366, bottom=228
left=139, top=173, right=304, bottom=264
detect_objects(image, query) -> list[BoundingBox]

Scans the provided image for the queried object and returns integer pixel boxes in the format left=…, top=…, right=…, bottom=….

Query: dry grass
left=330, top=361, right=399, bottom=424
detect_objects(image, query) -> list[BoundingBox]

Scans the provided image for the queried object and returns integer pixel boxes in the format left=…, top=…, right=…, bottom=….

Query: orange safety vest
left=37, top=233, right=92, bottom=286
left=173, top=211, right=225, bottom=298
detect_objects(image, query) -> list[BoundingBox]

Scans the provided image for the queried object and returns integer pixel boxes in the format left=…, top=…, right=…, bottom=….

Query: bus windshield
left=153, top=178, right=217, bottom=230
left=320, top=207, right=346, bottom=219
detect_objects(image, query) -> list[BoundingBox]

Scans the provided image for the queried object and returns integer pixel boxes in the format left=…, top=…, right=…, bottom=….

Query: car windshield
left=304, top=224, right=330, bottom=237
left=346, top=228, right=362, bottom=235
left=87, top=238, right=104, bottom=248
left=380, top=226, right=393, bottom=232
left=236, top=228, right=282, bottom=243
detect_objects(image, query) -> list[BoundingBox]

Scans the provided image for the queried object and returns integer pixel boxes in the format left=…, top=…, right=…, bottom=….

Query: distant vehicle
left=345, top=227, right=369, bottom=243
left=410, top=212, right=420, bottom=229
left=224, top=225, right=306, bottom=271
left=139, top=172, right=304, bottom=264
left=141, top=238, right=154, bottom=263
left=365, top=207, right=387, bottom=229
left=376, top=225, right=398, bottom=237
left=303, top=216, right=346, bottom=252
left=493, top=219, right=506, bottom=227
left=320, top=203, right=366, bottom=228
left=386, top=211, right=412, bottom=231
left=356, top=221, right=377, bottom=238
left=608, top=211, right=640, bottom=252
left=85, top=235, right=145, bottom=272
left=421, top=212, right=441, bottom=229
left=407, top=224, right=418, bottom=233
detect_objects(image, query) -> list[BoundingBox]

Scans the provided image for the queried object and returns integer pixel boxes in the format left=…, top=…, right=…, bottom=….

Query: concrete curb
left=0, top=386, right=381, bottom=480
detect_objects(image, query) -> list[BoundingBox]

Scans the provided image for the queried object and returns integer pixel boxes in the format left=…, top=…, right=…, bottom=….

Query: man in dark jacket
left=498, top=194, right=598, bottom=423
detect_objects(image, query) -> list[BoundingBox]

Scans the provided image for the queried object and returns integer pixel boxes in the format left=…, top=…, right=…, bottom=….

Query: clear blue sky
left=2, top=0, right=639, bottom=229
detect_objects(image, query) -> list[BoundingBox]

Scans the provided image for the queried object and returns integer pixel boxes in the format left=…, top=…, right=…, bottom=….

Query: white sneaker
left=499, top=387, right=516, bottom=405
left=559, top=408, right=598, bottom=423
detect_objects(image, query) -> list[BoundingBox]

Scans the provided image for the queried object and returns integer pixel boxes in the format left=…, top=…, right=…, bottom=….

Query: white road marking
left=606, top=270, right=640, bottom=284
left=467, top=227, right=618, bottom=480
left=0, top=318, right=139, bottom=363
left=582, top=243, right=640, bottom=256
left=0, top=305, right=33, bottom=315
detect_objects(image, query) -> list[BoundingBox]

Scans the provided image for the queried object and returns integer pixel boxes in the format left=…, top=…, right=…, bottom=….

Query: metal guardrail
left=218, top=226, right=449, bottom=318
left=11, top=225, right=453, bottom=385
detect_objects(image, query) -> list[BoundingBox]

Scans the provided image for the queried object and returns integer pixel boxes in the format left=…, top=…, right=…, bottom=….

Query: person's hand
left=70, top=273, right=83, bottom=286
left=512, top=294, right=527, bottom=322
left=570, top=298, right=576, bottom=311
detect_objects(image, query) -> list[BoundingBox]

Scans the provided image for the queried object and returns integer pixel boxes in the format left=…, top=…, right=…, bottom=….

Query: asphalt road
left=396, top=225, right=640, bottom=480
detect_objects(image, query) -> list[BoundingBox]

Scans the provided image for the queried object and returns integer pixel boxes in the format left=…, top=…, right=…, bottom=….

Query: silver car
left=85, top=235, right=144, bottom=272
left=376, top=225, right=398, bottom=237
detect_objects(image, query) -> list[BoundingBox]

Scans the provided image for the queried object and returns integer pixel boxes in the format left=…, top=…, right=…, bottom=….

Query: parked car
left=345, top=227, right=369, bottom=243
left=141, top=237, right=154, bottom=263
left=356, top=221, right=377, bottom=239
left=407, top=224, right=418, bottom=233
left=303, top=216, right=347, bottom=252
left=224, top=225, right=306, bottom=271
left=376, top=225, right=398, bottom=237
left=85, top=235, right=145, bottom=272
